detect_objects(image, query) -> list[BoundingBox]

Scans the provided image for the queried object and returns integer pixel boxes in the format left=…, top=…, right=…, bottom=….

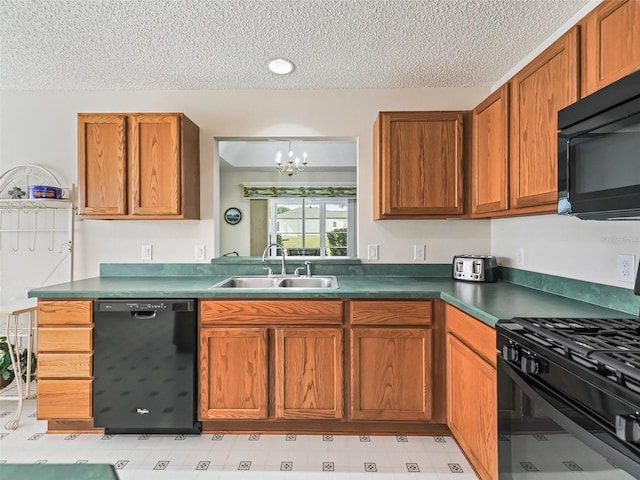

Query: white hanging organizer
left=0, top=164, right=75, bottom=429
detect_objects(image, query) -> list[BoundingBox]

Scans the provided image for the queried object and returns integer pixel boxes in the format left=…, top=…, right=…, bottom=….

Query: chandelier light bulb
left=276, top=141, right=308, bottom=176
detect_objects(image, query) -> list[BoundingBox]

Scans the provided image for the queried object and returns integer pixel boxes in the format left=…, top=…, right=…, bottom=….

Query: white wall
left=492, top=215, right=640, bottom=288
left=0, top=87, right=491, bottom=302
left=219, top=168, right=357, bottom=256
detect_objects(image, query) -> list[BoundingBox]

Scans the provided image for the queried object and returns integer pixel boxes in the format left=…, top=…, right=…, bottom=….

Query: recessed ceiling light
left=268, top=58, right=294, bottom=75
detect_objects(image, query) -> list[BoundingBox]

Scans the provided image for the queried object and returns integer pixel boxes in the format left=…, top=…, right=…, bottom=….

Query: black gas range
left=497, top=314, right=640, bottom=479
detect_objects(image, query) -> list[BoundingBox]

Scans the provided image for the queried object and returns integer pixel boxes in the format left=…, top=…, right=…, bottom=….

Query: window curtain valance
left=243, top=185, right=356, bottom=198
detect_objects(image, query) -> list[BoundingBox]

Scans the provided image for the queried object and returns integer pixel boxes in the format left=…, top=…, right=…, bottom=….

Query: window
left=269, top=198, right=356, bottom=257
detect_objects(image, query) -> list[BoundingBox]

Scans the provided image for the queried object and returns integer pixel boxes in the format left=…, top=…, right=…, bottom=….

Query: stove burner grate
left=510, top=316, right=640, bottom=385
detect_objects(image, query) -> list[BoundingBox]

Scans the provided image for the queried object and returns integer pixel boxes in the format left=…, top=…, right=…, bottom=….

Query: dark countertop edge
left=439, top=292, right=500, bottom=326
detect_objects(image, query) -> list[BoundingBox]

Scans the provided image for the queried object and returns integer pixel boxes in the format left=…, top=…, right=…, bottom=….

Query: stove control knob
left=520, top=356, right=540, bottom=374
left=502, top=344, right=519, bottom=362
left=616, top=415, right=640, bottom=443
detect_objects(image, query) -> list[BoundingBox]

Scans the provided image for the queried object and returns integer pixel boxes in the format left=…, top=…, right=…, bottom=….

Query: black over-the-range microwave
left=558, top=69, right=640, bottom=220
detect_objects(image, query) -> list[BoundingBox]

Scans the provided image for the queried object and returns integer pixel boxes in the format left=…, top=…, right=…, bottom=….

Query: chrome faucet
left=293, top=261, right=312, bottom=277
left=261, top=242, right=287, bottom=276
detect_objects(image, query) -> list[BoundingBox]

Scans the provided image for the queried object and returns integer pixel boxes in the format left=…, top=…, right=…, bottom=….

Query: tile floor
left=0, top=399, right=478, bottom=479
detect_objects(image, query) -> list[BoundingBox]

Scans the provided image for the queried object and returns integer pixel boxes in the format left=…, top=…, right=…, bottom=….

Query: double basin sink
left=210, top=275, right=339, bottom=290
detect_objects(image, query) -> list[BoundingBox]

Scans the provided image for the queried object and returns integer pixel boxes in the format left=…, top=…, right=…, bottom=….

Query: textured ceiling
left=0, top=0, right=590, bottom=91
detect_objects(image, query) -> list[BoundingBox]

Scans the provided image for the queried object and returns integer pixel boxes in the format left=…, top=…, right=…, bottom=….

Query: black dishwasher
left=93, top=299, right=201, bottom=434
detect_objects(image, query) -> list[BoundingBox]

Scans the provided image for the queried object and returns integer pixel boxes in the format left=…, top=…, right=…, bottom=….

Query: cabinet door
left=129, top=114, right=181, bottom=216
left=274, top=327, right=343, bottom=419
left=374, top=111, right=464, bottom=218
left=77, top=114, right=127, bottom=216
left=200, top=327, right=268, bottom=419
left=350, top=327, right=432, bottom=420
left=37, top=379, right=92, bottom=420
left=472, top=85, right=510, bottom=215
left=447, top=334, right=497, bottom=480
left=582, top=0, right=640, bottom=96
left=510, top=27, right=579, bottom=209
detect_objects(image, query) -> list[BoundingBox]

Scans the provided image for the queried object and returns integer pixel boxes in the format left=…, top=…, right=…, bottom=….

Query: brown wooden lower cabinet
left=446, top=304, right=497, bottom=480
left=36, top=300, right=94, bottom=425
left=350, top=327, right=432, bottom=421
left=199, top=327, right=269, bottom=419
left=199, top=317, right=344, bottom=421
left=274, top=327, right=343, bottom=420
left=36, top=297, right=505, bottom=444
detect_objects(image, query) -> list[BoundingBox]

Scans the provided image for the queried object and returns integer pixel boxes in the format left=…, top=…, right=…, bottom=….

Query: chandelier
left=275, top=141, right=308, bottom=176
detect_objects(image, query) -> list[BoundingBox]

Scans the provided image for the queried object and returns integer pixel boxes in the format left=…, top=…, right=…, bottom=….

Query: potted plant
left=0, top=336, right=36, bottom=389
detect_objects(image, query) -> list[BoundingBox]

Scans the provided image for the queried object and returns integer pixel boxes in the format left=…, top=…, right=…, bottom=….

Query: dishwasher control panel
left=95, top=299, right=194, bottom=312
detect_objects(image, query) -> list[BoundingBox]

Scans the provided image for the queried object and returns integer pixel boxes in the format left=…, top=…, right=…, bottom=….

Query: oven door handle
left=499, top=356, right=640, bottom=477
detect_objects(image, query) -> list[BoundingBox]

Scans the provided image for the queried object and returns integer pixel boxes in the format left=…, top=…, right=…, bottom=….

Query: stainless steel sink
left=278, top=276, right=338, bottom=288
left=209, top=275, right=339, bottom=289
left=210, top=276, right=282, bottom=289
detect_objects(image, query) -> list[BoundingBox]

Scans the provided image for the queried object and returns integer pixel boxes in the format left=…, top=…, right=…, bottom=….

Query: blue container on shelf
left=28, top=185, right=63, bottom=199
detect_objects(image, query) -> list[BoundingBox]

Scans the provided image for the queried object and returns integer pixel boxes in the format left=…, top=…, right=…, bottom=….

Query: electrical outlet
left=515, top=247, right=525, bottom=266
left=414, top=244, right=426, bottom=261
left=367, top=244, right=379, bottom=261
left=141, top=244, right=153, bottom=261
left=617, top=254, right=636, bottom=283
left=195, top=245, right=206, bottom=261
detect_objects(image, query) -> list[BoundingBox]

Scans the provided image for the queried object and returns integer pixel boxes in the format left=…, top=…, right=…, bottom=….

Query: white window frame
left=268, top=197, right=356, bottom=257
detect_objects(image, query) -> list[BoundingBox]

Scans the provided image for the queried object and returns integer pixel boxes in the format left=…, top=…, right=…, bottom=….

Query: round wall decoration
left=224, top=207, right=242, bottom=225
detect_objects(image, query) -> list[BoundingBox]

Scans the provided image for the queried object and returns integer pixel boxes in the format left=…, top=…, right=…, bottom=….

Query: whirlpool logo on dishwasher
left=137, top=408, right=150, bottom=415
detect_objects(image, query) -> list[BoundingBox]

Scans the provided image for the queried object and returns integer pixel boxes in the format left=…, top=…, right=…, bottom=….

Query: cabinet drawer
left=446, top=304, right=496, bottom=367
left=38, top=353, right=92, bottom=378
left=38, top=300, right=92, bottom=325
left=38, top=327, right=93, bottom=352
left=37, top=380, right=92, bottom=419
left=201, top=300, right=343, bottom=325
left=349, top=300, right=432, bottom=325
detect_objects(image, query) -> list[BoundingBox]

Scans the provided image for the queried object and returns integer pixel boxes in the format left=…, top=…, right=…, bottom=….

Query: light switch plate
left=195, top=245, right=206, bottom=261
left=367, top=244, right=379, bottom=260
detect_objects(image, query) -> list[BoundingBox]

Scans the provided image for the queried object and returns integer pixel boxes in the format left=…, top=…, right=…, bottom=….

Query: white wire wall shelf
left=0, top=165, right=75, bottom=270
left=0, top=165, right=76, bottom=429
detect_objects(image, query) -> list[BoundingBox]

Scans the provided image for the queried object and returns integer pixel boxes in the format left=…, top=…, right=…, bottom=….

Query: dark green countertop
left=28, top=274, right=634, bottom=327
left=0, top=464, right=119, bottom=480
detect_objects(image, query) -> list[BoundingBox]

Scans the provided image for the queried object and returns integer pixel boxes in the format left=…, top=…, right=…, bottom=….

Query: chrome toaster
left=452, top=255, right=499, bottom=283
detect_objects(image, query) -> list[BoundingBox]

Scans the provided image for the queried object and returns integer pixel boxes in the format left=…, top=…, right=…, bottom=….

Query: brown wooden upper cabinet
left=77, top=113, right=200, bottom=219
left=581, top=0, right=640, bottom=97
left=373, top=111, right=465, bottom=219
left=471, top=84, right=510, bottom=216
left=510, top=27, right=579, bottom=211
